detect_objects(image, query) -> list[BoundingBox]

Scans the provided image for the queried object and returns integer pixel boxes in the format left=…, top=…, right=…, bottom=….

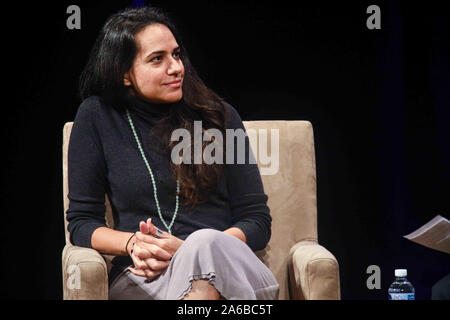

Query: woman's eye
left=150, top=51, right=181, bottom=63
left=150, top=56, right=162, bottom=62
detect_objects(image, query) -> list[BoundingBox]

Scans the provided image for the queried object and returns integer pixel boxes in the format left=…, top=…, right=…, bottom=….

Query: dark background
left=2, top=0, right=449, bottom=300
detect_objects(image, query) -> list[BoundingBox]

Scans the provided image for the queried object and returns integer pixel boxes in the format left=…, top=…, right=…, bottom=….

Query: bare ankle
left=182, top=280, right=221, bottom=300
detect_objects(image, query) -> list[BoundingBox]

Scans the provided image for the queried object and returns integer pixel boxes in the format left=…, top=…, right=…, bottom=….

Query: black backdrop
left=2, top=0, right=449, bottom=300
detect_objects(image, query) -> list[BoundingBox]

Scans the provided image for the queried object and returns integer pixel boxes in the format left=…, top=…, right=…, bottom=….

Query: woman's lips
left=164, top=79, right=182, bottom=88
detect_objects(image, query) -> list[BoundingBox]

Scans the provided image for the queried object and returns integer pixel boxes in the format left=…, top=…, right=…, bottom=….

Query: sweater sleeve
left=224, top=102, right=272, bottom=251
left=66, top=97, right=108, bottom=248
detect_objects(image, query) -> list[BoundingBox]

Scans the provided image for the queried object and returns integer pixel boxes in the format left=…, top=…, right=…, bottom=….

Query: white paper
left=403, top=215, right=450, bottom=254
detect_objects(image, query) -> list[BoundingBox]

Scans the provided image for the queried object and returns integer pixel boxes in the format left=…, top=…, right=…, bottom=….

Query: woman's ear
left=123, top=72, right=132, bottom=86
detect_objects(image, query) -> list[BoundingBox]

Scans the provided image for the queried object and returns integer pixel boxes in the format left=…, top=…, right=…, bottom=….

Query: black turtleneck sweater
left=66, top=95, right=271, bottom=283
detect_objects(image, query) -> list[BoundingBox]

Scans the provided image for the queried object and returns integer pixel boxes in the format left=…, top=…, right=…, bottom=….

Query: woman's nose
left=167, top=57, right=183, bottom=75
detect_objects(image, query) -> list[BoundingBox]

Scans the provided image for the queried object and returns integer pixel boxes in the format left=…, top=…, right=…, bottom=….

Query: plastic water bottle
left=388, top=269, right=415, bottom=300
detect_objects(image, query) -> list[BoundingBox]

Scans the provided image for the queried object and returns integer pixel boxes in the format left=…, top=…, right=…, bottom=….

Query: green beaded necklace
left=125, top=108, right=180, bottom=234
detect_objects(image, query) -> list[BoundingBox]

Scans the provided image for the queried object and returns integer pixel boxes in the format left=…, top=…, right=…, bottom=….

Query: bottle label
left=389, top=293, right=415, bottom=300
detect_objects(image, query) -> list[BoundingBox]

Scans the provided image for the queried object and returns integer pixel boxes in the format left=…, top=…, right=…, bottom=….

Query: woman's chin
left=163, top=92, right=183, bottom=104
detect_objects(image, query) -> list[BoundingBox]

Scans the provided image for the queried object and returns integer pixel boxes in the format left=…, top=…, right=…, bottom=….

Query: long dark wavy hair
left=79, top=6, right=228, bottom=209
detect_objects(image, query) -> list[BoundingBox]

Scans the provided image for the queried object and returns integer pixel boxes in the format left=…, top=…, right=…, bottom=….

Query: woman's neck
left=127, top=94, right=173, bottom=124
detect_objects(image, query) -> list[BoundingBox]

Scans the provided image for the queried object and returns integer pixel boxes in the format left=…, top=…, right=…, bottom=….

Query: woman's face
left=124, top=23, right=185, bottom=104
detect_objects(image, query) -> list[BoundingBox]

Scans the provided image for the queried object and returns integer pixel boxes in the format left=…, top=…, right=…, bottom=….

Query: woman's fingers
left=135, top=231, right=168, bottom=247
left=146, top=218, right=159, bottom=236
left=127, top=267, right=146, bottom=277
left=129, top=244, right=171, bottom=279
left=144, top=258, right=170, bottom=271
left=135, top=231, right=158, bottom=244
left=139, top=218, right=167, bottom=238
left=128, top=266, right=162, bottom=280
left=146, top=242, right=172, bottom=261
left=130, top=252, right=148, bottom=270
left=133, top=243, right=152, bottom=259
left=135, top=235, right=172, bottom=260
left=139, top=218, right=158, bottom=236
left=133, top=242, right=172, bottom=264
left=128, top=252, right=166, bottom=280
left=140, top=221, right=149, bottom=234
left=134, top=242, right=167, bottom=261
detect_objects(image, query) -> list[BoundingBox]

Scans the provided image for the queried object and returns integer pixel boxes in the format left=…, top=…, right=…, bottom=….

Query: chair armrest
left=288, top=240, right=341, bottom=300
left=62, top=244, right=108, bottom=300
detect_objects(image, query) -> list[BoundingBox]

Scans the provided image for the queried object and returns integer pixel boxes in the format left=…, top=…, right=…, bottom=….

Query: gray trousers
left=109, top=229, right=279, bottom=300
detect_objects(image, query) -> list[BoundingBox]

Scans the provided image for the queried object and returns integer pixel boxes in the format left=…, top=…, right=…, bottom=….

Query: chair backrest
left=62, top=122, right=73, bottom=245
left=62, top=120, right=318, bottom=300
left=242, top=120, right=318, bottom=300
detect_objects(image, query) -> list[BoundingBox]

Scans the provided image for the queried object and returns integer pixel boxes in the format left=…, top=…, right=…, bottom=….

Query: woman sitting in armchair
left=66, top=5, right=279, bottom=300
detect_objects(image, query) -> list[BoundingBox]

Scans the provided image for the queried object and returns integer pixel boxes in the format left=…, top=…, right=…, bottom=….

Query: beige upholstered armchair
left=62, top=120, right=341, bottom=300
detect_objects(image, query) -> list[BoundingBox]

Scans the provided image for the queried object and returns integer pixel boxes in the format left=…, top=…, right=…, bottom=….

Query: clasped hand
left=128, top=218, right=184, bottom=280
